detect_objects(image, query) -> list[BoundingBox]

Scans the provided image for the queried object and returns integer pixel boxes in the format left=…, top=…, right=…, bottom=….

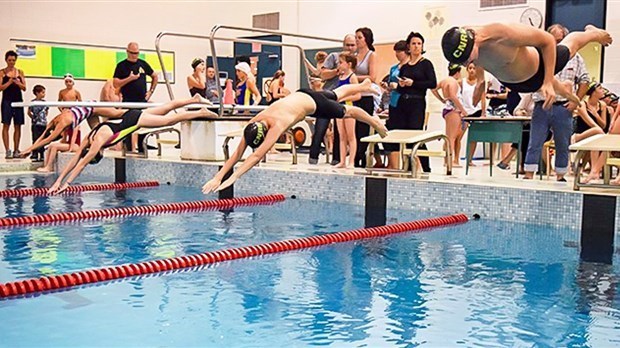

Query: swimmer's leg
left=147, top=94, right=212, bottom=116
left=333, top=78, right=378, bottom=101
left=138, top=108, right=218, bottom=128
left=343, top=105, right=388, bottom=138
left=561, top=25, right=613, bottom=58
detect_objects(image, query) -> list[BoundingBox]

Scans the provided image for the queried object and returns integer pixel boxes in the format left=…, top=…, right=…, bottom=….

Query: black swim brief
left=297, top=88, right=346, bottom=119
left=499, top=44, right=570, bottom=93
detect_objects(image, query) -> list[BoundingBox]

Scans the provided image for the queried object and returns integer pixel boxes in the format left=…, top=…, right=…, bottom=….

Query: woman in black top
left=388, top=32, right=437, bottom=172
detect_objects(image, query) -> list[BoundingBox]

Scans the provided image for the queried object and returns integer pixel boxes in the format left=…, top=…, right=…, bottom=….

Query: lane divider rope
left=0, top=181, right=160, bottom=198
left=0, top=194, right=286, bottom=227
left=0, top=213, right=468, bottom=299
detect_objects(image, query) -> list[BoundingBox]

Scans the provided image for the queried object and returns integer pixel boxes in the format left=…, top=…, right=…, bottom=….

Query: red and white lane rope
left=0, top=213, right=469, bottom=298
left=0, top=181, right=160, bottom=198
left=0, top=194, right=286, bottom=227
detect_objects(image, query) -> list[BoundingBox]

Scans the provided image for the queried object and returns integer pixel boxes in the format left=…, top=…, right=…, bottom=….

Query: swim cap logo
left=452, top=29, right=469, bottom=59
left=253, top=123, right=265, bottom=146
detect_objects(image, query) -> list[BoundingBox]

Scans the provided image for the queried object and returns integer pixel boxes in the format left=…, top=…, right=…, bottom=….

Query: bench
left=569, top=134, right=620, bottom=190
left=361, top=130, right=452, bottom=177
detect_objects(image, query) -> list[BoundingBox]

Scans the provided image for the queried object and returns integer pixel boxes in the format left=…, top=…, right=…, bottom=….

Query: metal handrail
left=155, top=26, right=341, bottom=116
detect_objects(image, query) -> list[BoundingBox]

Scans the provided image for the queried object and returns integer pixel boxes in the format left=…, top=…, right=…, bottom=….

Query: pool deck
left=2, top=148, right=616, bottom=234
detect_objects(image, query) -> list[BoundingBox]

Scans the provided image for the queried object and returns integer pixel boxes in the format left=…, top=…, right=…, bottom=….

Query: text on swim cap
left=452, top=29, right=469, bottom=59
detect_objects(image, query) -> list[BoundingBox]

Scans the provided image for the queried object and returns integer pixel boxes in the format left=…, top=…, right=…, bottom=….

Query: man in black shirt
left=113, top=42, right=159, bottom=152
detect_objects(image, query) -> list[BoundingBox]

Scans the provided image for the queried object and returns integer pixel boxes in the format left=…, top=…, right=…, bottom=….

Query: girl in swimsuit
left=48, top=94, right=215, bottom=194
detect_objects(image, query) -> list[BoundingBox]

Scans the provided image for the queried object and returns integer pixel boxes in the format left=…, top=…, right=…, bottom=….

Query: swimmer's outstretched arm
left=20, top=119, right=70, bottom=157
left=202, top=124, right=285, bottom=194
left=48, top=139, right=102, bottom=194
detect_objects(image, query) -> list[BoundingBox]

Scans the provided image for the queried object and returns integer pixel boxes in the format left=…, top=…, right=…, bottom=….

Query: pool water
left=1, top=175, right=619, bottom=347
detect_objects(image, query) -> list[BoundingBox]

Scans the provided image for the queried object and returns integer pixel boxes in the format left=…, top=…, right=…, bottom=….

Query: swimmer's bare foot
left=611, top=177, right=620, bottom=185
left=360, top=78, right=378, bottom=95
left=336, top=162, right=347, bottom=168
left=36, top=166, right=52, bottom=173
left=452, top=162, right=462, bottom=168
left=193, top=93, right=213, bottom=105
left=373, top=117, right=388, bottom=137
left=585, top=24, right=613, bottom=46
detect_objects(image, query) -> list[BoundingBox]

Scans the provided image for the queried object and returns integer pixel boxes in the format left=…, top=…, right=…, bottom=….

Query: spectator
left=187, top=58, right=207, bottom=98
left=58, top=73, right=82, bottom=111
left=309, top=35, right=357, bottom=165
left=382, top=40, right=409, bottom=168
left=0, top=50, right=26, bottom=159
left=584, top=81, right=609, bottom=131
left=353, top=27, right=379, bottom=168
left=113, top=42, right=158, bottom=153
left=462, top=62, right=485, bottom=166
left=393, top=32, right=437, bottom=173
left=432, top=64, right=469, bottom=168
left=304, top=51, right=328, bottom=78
left=266, top=70, right=290, bottom=105
left=335, top=53, right=360, bottom=168
left=205, top=66, right=220, bottom=104
left=234, top=62, right=261, bottom=106
left=28, top=85, right=48, bottom=162
left=100, top=79, right=122, bottom=103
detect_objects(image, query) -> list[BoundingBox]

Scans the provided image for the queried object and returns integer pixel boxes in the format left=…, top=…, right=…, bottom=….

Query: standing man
left=308, top=34, right=357, bottom=165
left=205, top=66, right=220, bottom=104
left=113, top=42, right=158, bottom=153
left=523, top=24, right=591, bottom=182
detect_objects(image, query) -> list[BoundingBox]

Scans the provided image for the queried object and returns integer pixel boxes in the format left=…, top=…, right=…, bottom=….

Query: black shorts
left=500, top=44, right=571, bottom=93
left=297, top=88, right=346, bottom=119
left=1, top=100, right=25, bottom=125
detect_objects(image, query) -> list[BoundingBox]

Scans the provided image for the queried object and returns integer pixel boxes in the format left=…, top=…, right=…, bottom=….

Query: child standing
left=336, top=52, right=360, bottom=168
left=58, top=73, right=82, bottom=111
left=27, top=85, right=48, bottom=162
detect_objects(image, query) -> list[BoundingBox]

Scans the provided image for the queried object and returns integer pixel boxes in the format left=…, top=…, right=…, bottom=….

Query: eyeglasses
left=345, top=44, right=356, bottom=47
left=127, top=50, right=140, bottom=55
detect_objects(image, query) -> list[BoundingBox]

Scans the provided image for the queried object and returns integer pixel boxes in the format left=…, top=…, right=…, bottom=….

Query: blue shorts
left=1, top=100, right=25, bottom=125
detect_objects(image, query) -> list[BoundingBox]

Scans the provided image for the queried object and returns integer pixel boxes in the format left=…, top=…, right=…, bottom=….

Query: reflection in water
left=1, top=190, right=620, bottom=347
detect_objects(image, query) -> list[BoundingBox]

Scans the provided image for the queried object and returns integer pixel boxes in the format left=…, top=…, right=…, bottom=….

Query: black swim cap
left=442, top=27, right=475, bottom=65
left=80, top=148, right=103, bottom=164
left=244, top=122, right=267, bottom=149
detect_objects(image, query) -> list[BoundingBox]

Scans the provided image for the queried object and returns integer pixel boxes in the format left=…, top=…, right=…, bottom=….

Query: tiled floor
left=121, top=148, right=620, bottom=195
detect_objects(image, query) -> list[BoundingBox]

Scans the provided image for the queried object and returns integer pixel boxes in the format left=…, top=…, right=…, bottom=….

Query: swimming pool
left=1, top=175, right=619, bottom=347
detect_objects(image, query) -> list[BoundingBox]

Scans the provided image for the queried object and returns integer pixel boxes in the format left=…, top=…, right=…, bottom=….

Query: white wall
left=605, top=0, right=620, bottom=88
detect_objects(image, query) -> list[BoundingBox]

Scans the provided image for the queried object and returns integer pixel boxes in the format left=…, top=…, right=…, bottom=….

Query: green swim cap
left=244, top=122, right=267, bottom=149
left=442, top=27, right=475, bottom=65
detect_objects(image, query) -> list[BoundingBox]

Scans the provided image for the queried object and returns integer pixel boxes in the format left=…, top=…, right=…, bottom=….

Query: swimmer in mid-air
left=441, top=23, right=612, bottom=109
left=202, top=78, right=388, bottom=193
left=48, top=94, right=215, bottom=194
left=19, top=105, right=124, bottom=158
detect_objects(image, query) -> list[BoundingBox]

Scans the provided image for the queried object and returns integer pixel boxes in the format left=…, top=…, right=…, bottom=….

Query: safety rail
left=154, top=26, right=341, bottom=116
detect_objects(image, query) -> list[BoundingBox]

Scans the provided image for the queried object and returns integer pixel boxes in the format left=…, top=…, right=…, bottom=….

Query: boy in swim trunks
left=202, top=79, right=388, bottom=193
left=441, top=23, right=612, bottom=109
